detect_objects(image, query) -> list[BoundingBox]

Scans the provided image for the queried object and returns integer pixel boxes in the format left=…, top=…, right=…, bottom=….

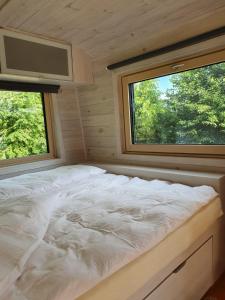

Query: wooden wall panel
left=78, top=66, right=117, bottom=164
left=78, top=62, right=115, bottom=157
left=83, top=125, right=115, bottom=138
left=55, top=86, right=86, bottom=164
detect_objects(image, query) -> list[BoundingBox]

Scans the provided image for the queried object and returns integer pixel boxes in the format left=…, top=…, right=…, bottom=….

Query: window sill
left=116, top=151, right=225, bottom=173
left=0, top=157, right=65, bottom=179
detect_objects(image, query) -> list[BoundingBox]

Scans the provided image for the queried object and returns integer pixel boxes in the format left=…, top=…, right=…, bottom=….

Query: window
left=0, top=90, right=55, bottom=164
left=120, top=49, right=225, bottom=157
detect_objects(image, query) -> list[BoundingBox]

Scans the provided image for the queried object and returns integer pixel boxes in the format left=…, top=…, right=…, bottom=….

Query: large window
left=120, top=49, right=225, bottom=157
left=0, top=91, right=55, bottom=164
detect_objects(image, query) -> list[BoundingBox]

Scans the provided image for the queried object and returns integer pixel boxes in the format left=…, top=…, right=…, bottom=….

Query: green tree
left=133, top=62, right=225, bottom=145
left=133, top=80, right=177, bottom=144
left=167, top=63, right=225, bottom=144
left=0, top=91, right=48, bottom=159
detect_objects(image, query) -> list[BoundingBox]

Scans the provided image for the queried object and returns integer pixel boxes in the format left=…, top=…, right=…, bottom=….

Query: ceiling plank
left=0, top=0, right=225, bottom=63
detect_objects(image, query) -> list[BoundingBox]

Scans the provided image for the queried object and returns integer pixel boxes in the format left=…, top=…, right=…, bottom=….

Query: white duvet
left=0, top=165, right=217, bottom=300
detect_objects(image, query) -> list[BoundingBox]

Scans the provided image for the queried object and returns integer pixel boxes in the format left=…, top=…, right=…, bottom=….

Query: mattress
left=78, top=196, right=222, bottom=300
left=0, top=165, right=222, bottom=300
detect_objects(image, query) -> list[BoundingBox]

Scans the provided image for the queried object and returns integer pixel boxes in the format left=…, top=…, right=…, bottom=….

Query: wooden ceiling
left=0, top=0, right=225, bottom=64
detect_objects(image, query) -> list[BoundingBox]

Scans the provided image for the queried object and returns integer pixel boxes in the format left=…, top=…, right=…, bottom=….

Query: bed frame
left=78, top=163, right=225, bottom=300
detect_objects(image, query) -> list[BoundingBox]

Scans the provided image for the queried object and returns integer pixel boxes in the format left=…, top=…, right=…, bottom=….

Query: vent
left=0, top=29, right=73, bottom=81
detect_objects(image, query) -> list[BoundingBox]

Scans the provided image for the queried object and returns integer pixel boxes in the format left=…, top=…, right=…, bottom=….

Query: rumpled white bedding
left=0, top=165, right=217, bottom=300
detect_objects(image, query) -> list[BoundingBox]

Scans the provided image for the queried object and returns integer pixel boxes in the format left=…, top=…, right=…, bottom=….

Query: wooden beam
left=107, top=26, right=225, bottom=70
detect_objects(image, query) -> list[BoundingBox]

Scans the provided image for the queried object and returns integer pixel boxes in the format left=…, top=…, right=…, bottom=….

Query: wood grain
left=54, top=86, right=86, bottom=163
left=72, top=47, right=94, bottom=84
left=0, top=0, right=225, bottom=63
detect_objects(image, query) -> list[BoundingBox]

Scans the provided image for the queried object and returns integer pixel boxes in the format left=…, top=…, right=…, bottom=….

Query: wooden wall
left=78, top=68, right=116, bottom=161
left=77, top=37, right=225, bottom=173
left=54, top=85, right=86, bottom=163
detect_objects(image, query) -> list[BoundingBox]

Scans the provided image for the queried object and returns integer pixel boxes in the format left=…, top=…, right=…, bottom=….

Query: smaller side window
left=0, top=90, right=55, bottom=164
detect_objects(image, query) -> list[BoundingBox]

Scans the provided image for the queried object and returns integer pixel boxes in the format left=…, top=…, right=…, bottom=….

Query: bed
left=0, top=164, right=224, bottom=300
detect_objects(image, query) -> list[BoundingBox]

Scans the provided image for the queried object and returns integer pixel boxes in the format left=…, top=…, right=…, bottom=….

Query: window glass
left=0, top=91, right=49, bottom=160
left=130, top=61, right=225, bottom=145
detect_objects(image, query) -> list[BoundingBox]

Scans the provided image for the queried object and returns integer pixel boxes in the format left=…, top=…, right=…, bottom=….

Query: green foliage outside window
left=0, top=91, right=48, bottom=160
left=132, top=61, right=225, bottom=145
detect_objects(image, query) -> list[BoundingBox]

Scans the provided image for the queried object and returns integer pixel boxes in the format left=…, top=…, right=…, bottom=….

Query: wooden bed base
left=133, top=217, right=225, bottom=300
left=78, top=163, right=225, bottom=300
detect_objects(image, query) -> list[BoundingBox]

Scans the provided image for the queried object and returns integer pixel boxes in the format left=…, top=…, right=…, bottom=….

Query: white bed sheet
left=0, top=165, right=219, bottom=300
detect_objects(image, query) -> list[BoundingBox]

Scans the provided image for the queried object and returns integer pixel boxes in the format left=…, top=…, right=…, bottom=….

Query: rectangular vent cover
left=0, top=29, right=72, bottom=81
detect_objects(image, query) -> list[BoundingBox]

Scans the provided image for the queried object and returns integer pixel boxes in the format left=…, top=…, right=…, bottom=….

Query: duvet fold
left=0, top=192, right=62, bottom=298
